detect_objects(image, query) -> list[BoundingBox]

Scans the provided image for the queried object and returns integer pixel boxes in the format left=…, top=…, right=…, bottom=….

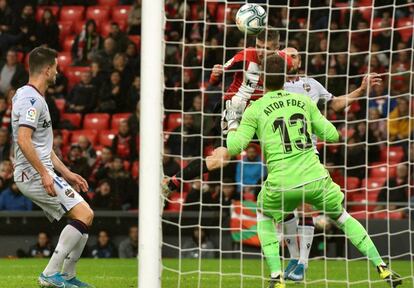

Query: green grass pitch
left=0, top=259, right=412, bottom=287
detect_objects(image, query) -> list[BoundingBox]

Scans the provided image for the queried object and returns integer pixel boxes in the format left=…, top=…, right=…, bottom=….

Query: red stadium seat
left=99, top=130, right=116, bottom=146
left=57, top=52, right=72, bottom=72
left=372, top=211, right=404, bottom=219
left=60, top=129, right=71, bottom=146
left=97, top=0, right=119, bottom=7
left=86, top=6, right=110, bottom=23
left=16, top=51, right=24, bottom=63
left=111, top=113, right=132, bottom=130
left=380, top=145, right=405, bottom=163
left=166, top=113, right=182, bottom=132
left=216, top=4, right=225, bottom=23
left=64, top=66, right=91, bottom=90
left=58, top=21, right=74, bottom=41
left=62, top=35, right=76, bottom=52
left=71, top=129, right=99, bottom=146
left=362, top=177, right=386, bottom=193
left=396, top=17, right=413, bottom=42
left=112, top=6, right=131, bottom=23
left=131, top=160, right=139, bottom=179
left=61, top=113, right=82, bottom=129
left=369, top=163, right=397, bottom=178
left=60, top=6, right=85, bottom=22
left=83, top=113, right=110, bottom=130
left=350, top=211, right=370, bottom=220
left=128, top=35, right=141, bottom=49
left=337, top=176, right=361, bottom=191
left=55, top=98, right=66, bottom=115
left=36, top=6, right=60, bottom=22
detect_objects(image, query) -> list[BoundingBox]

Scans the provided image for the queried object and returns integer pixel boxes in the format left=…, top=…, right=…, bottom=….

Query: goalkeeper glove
left=221, top=99, right=246, bottom=134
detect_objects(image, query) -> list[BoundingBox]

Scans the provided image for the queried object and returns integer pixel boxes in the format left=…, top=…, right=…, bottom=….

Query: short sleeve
left=312, top=78, right=333, bottom=103
left=16, top=96, right=44, bottom=130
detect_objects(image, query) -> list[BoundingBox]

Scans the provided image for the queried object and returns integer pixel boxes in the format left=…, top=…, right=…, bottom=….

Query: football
left=235, top=4, right=267, bottom=35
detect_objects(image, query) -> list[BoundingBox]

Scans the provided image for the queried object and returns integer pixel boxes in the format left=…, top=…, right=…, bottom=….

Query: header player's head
left=282, top=47, right=301, bottom=74
left=28, top=47, right=58, bottom=86
left=264, top=54, right=285, bottom=91
left=255, top=28, right=280, bottom=63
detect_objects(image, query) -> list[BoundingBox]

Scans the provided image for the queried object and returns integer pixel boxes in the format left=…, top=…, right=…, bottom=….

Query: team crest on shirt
left=65, top=188, right=75, bottom=198
left=303, top=83, right=311, bottom=92
left=25, top=107, right=37, bottom=123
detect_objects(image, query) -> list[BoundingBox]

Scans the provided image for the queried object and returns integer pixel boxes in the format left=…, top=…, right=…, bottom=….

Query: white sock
left=283, top=216, right=300, bottom=259
left=43, top=224, right=83, bottom=276
left=62, top=233, right=89, bottom=279
left=298, top=225, right=315, bottom=268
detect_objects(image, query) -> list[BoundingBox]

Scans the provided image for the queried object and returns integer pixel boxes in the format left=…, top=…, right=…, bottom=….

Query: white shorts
left=16, top=170, right=85, bottom=222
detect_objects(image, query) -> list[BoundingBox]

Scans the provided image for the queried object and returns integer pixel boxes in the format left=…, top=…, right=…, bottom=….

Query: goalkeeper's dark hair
left=256, top=27, right=280, bottom=44
left=28, top=47, right=57, bottom=75
left=264, top=54, right=285, bottom=91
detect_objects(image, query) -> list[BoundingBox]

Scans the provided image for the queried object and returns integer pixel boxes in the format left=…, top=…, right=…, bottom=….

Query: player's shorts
left=16, top=169, right=85, bottom=222
left=257, top=176, right=344, bottom=223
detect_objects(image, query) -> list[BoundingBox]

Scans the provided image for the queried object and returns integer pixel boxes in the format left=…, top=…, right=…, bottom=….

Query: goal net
left=161, top=0, right=413, bottom=286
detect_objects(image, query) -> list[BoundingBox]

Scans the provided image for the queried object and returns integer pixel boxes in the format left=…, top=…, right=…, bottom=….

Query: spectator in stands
left=0, top=181, right=32, bottom=211
left=163, top=146, right=180, bottom=177
left=127, top=75, right=140, bottom=109
left=181, top=227, right=215, bottom=259
left=125, top=42, right=138, bottom=63
left=339, top=134, right=366, bottom=179
left=107, top=156, right=136, bottom=210
left=0, top=97, right=8, bottom=128
left=0, top=128, right=10, bottom=162
left=128, top=0, right=141, bottom=35
left=167, top=114, right=201, bottom=157
left=72, top=19, right=102, bottom=66
left=90, top=61, right=107, bottom=93
left=187, top=94, right=202, bottom=133
left=92, top=37, right=116, bottom=73
left=388, top=97, right=414, bottom=142
left=0, top=159, right=13, bottom=187
left=67, top=71, right=97, bottom=114
left=28, top=232, right=54, bottom=258
left=97, top=70, right=126, bottom=113
left=91, top=179, right=120, bottom=210
left=0, top=49, right=28, bottom=93
left=112, top=120, right=138, bottom=162
left=90, top=146, right=113, bottom=184
left=78, top=135, right=97, bottom=167
left=14, top=4, right=37, bottom=52
left=235, top=144, right=266, bottom=193
left=90, top=230, right=118, bottom=258
left=112, top=53, right=134, bottom=95
left=65, top=144, right=91, bottom=180
left=368, top=82, right=396, bottom=118
left=0, top=0, right=13, bottom=35
left=376, top=164, right=409, bottom=211
left=373, top=13, right=401, bottom=51
left=221, top=179, right=237, bottom=215
left=127, top=101, right=140, bottom=136
left=53, top=131, right=63, bottom=160
left=109, top=22, right=129, bottom=53
left=36, top=8, right=59, bottom=50
left=119, top=225, right=138, bottom=258
left=46, top=69, right=67, bottom=99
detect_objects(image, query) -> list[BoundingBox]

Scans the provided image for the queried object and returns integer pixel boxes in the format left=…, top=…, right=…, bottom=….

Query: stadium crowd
left=0, top=0, right=412, bottom=226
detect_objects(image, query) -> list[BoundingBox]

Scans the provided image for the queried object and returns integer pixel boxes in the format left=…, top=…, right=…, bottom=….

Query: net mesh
left=162, top=0, right=413, bottom=286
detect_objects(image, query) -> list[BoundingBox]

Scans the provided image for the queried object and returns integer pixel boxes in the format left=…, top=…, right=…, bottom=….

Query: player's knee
left=84, top=207, right=94, bottom=226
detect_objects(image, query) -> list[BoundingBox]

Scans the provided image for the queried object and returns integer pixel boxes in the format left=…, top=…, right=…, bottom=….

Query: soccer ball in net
left=235, top=4, right=267, bottom=35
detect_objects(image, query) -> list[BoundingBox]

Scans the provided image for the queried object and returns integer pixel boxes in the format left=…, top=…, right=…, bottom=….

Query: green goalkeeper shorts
left=257, top=176, right=344, bottom=223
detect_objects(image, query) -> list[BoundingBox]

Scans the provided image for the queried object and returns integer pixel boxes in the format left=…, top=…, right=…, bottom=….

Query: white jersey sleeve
left=308, top=78, right=333, bottom=103
left=14, top=93, right=44, bottom=130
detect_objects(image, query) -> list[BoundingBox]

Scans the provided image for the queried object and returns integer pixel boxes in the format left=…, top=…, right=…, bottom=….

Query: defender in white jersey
left=280, top=47, right=382, bottom=281
left=12, top=47, right=94, bottom=288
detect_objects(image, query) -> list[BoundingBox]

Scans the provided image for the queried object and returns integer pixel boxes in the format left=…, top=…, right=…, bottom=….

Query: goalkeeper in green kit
left=225, top=53, right=402, bottom=288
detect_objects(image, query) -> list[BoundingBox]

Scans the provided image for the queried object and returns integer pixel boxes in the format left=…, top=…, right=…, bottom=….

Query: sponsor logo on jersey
left=42, top=119, right=52, bottom=128
left=25, top=107, right=37, bottom=123
left=30, top=98, right=36, bottom=106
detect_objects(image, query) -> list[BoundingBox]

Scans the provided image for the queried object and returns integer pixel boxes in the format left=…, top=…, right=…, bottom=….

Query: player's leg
left=163, top=146, right=230, bottom=194
left=307, top=177, right=402, bottom=287
left=282, top=213, right=300, bottom=277
left=61, top=201, right=94, bottom=287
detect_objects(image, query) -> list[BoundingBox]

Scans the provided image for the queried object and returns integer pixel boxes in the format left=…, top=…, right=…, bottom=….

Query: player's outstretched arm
left=51, top=150, right=89, bottom=192
left=227, top=103, right=257, bottom=156
left=309, top=100, right=339, bottom=143
left=18, top=127, right=56, bottom=196
left=330, top=73, right=382, bottom=112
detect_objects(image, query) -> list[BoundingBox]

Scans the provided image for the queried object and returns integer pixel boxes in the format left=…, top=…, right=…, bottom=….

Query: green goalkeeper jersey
left=227, top=89, right=339, bottom=190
